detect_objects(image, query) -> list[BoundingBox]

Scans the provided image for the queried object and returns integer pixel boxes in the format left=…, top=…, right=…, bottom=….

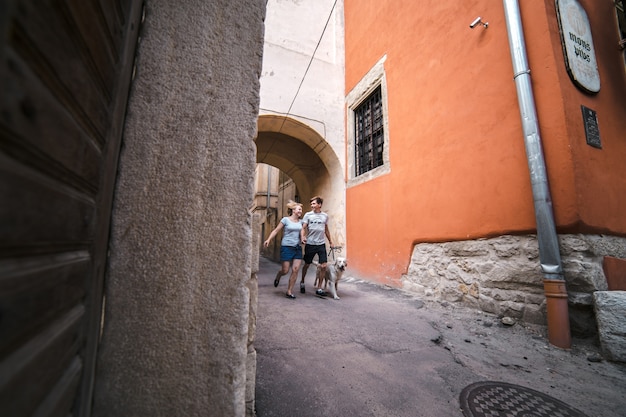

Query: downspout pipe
left=503, top=0, right=571, bottom=348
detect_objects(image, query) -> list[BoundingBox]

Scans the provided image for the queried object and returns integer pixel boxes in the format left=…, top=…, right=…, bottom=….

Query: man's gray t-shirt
left=302, top=211, right=328, bottom=245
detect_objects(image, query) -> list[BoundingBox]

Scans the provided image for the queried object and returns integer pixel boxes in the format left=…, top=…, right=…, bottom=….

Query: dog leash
left=328, top=245, right=342, bottom=261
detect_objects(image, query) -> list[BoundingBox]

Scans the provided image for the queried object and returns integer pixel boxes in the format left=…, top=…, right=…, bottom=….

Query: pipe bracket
left=513, top=69, right=531, bottom=80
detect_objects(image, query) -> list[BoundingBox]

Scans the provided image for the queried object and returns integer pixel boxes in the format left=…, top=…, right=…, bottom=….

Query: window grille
left=354, top=86, right=384, bottom=176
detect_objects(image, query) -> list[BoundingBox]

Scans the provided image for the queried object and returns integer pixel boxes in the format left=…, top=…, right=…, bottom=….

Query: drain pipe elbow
left=503, top=0, right=571, bottom=349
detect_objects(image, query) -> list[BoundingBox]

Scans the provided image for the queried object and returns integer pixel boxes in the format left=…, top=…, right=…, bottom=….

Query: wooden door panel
left=33, top=356, right=83, bottom=417
left=0, top=305, right=84, bottom=416
left=0, top=165, right=95, bottom=243
left=2, top=48, right=103, bottom=191
left=0, top=253, right=88, bottom=358
left=96, top=0, right=126, bottom=56
left=0, top=0, right=143, bottom=415
left=65, top=0, right=120, bottom=95
left=10, top=13, right=109, bottom=143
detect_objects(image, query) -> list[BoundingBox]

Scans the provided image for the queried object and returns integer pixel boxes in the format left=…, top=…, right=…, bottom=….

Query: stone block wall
left=593, top=291, right=626, bottom=362
left=401, top=234, right=626, bottom=337
left=93, top=1, right=266, bottom=416
left=246, top=213, right=262, bottom=416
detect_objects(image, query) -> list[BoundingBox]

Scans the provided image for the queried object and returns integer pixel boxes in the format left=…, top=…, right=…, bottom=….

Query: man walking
left=300, top=196, right=334, bottom=296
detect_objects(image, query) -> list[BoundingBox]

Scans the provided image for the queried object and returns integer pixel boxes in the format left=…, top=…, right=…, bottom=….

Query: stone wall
left=93, top=1, right=265, bottom=416
left=246, top=213, right=262, bottom=416
left=594, top=291, right=626, bottom=362
left=401, top=234, right=626, bottom=337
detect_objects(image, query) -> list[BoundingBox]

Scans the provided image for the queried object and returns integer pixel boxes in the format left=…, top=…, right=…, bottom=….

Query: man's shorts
left=280, top=245, right=303, bottom=262
left=303, top=244, right=327, bottom=264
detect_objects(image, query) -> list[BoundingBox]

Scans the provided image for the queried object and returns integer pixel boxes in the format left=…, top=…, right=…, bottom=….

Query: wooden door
left=0, top=1, right=143, bottom=415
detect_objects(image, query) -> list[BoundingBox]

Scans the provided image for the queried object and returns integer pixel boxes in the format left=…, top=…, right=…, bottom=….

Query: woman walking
left=263, top=200, right=304, bottom=299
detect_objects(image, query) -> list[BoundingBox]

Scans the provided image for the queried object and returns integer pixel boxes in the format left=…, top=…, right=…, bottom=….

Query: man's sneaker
left=315, top=289, right=326, bottom=297
left=300, top=283, right=305, bottom=294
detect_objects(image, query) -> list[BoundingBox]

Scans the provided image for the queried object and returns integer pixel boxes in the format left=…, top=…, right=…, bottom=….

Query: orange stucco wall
left=344, top=0, right=626, bottom=285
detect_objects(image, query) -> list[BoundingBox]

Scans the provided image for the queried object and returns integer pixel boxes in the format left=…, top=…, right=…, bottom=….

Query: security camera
left=469, top=17, right=482, bottom=28
left=469, top=17, right=488, bottom=29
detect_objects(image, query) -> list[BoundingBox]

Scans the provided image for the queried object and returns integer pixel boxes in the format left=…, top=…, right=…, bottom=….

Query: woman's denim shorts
left=280, top=245, right=303, bottom=262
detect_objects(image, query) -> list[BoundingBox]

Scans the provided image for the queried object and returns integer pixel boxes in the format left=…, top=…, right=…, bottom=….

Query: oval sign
left=556, top=0, right=601, bottom=94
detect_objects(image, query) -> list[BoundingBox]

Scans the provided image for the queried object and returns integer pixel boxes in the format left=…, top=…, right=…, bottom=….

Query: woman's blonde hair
left=286, top=200, right=302, bottom=215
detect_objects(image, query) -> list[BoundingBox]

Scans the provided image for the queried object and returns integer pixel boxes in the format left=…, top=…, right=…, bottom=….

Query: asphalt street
left=253, top=256, right=626, bottom=417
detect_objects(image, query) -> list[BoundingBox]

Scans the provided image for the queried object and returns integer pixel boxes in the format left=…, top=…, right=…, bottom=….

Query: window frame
left=346, top=56, right=390, bottom=187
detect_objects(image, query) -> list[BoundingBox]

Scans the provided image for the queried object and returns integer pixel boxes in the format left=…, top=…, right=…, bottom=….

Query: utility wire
left=262, top=0, right=338, bottom=160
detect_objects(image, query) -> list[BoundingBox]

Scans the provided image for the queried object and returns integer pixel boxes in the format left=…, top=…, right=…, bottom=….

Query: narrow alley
left=254, top=257, right=626, bottom=417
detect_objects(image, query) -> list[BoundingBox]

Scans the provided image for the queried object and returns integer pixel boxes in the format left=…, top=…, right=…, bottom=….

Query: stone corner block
left=594, top=291, right=626, bottom=362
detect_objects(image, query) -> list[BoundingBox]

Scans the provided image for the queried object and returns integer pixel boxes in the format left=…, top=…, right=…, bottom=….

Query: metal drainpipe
left=503, top=0, right=571, bottom=348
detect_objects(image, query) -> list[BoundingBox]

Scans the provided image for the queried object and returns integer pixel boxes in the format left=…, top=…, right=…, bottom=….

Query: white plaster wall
left=260, top=0, right=346, bottom=172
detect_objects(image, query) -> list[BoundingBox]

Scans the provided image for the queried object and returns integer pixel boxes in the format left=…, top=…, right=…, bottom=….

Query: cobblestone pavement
left=254, top=257, right=626, bottom=417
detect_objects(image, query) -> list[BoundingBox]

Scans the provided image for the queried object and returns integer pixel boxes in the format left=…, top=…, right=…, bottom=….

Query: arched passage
left=256, top=114, right=346, bottom=250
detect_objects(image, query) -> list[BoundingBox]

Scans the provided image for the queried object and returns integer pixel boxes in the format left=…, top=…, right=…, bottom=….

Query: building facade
left=254, top=163, right=300, bottom=262
left=343, top=0, right=626, bottom=334
left=256, top=0, right=347, bottom=249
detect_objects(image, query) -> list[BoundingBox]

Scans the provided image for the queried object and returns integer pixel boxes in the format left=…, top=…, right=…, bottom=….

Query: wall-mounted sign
left=556, top=0, right=600, bottom=94
left=581, top=105, right=602, bottom=149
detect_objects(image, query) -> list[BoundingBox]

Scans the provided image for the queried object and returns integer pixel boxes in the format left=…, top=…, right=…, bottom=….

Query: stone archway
left=256, top=114, right=346, bottom=251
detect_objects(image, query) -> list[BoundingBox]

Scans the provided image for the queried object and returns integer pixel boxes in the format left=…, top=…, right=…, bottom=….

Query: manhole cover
left=459, top=381, right=588, bottom=417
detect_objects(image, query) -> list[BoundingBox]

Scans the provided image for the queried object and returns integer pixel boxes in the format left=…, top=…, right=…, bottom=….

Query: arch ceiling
left=256, top=115, right=343, bottom=202
left=256, top=114, right=346, bottom=246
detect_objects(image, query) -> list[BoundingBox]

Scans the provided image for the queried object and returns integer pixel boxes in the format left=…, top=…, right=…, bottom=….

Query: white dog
left=315, top=257, right=348, bottom=300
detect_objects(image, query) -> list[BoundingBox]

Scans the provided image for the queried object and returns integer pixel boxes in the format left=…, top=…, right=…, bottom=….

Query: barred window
left=354, top=86, right=384, bottom=176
